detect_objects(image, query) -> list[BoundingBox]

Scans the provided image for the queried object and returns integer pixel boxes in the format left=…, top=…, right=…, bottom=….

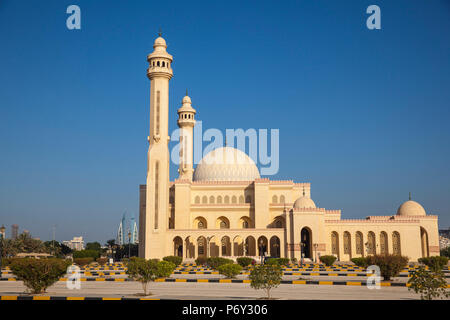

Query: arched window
left=243, top=220, right=249, bottom=228
left=202, top=196, right=207, bottom=204
left=392, top=232, right=401, bottom=255
left=279, top=195, right=285, bottom=204
left=217, top=196, right=222, bottom=204
left=157, top=61, right=160, bottom=67
left=344, top=232, right=351, bottom=255
left=220, top=221, right=227, bottom=229
left=231, top=196, right=237, bottom=204
left=355, top=232, right=363, bottom=255
left=239, top=195, right=244, bottom=204
left=367, top=232, right=376, bottom=255
left=331, top=232, right=339, bottom=255
left=380, top=231, right=388, bottom=255
left=224, top=195, right=230, bottom=204
left=198, top=221, right=205, bottom=229
left=162, top=61, right=165, bottom=67
left=195, top=196, right=200, bottom=204
left=272, top=195, right=278, bottom=204
left=209, top=196, right=215, bottom=204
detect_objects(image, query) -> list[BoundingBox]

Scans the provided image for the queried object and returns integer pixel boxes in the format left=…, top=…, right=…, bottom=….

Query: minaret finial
left=158, top=27, right=162, bottom=37
left=186, top=88, right=188, bottom=96
left=409, top=192, right=411, bottom=200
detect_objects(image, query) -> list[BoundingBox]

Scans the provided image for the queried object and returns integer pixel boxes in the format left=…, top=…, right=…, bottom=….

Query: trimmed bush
left=218, top=263, right=243, bottom=278
left=73, top=257, right=94, bottom=266
left=440, top=247, right=450, bottom=258
left=236, top=257, right=255, bottom=267
left=366, top=254, right=409, bottom=280
left=96, top=258, right=108, bottom=265
left=418, top=256, right=449, bottom=273
left=10, top=258, right=71, bottom=294
left=319, top=255, right=337, bottom=266
left=249, top=263, right=283, bottom=299
left=163, top=256, right=183, bottom=267
left=126, top=257, right=176, bottom=296
left=206, top=257, right=233, bottom=269
left=72, top=249, right=100, bottom=260
left=351, top=257, right=369, bottom=268
left=195, top=256, right=207, bottom=266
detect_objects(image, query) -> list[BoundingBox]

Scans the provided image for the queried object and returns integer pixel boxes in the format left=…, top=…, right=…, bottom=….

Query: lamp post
left=300, top=242, right=305, bottom=267
left=0, top=225, right=5, bottom=279
left=128, top=231, right=131, bottom=258
left=313, top=243, right=319, bottom=264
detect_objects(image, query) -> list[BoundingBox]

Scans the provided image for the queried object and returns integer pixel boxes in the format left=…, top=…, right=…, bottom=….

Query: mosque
left=138, top=34, right=440, bottom=262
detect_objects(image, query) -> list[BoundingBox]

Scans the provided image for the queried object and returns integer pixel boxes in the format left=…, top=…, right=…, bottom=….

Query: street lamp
left=300, top=242, right=305, bottom=267
left=313, top=243, right=319, bottom=263
left=0, top=225, right=5, bottom=279
left=128, top=231, right=131, bottom=258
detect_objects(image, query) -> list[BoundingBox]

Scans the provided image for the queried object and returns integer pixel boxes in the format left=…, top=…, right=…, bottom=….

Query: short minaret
left=177, top=91, right=196, bottom=181
left=139, top=32, right=173, bottom=259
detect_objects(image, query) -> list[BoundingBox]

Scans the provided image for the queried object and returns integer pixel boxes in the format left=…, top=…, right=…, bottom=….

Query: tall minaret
left=139, top=32, right=173, bottom=259
left=177, top=91, right=196, bottom=181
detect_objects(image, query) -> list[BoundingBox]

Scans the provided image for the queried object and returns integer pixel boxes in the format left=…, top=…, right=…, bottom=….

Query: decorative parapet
left=173, top=178, right=191, bottom=184
left=268, top=180, right=294, bottom=185
left=325, top=210, right=341, bottom=215
left=191, top=180, right=254, bottom=185
left=293, top=207, right=326, bottom=213
left=325, top=219, right=420, bottom=224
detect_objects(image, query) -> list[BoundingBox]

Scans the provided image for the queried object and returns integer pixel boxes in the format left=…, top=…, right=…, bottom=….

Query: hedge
left=163, top=256, right=183, bottom=267
left=206, top=257, right=234, bottom=269
left=218, top=263, right=243, bottom=278
left=236, top=257, right=256, bottom=267
left=366, top=254, right=409, bottom=280
left=73, top=257, right=94, bottom=266
left=418, top=256, right=449, bottom=273
left=351, top=257, right=369, bottom=268
left=319, top=255, right=337, bottom=266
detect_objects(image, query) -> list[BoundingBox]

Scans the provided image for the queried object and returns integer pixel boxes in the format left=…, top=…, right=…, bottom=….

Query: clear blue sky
left=0, top=0, right=449, bottom=244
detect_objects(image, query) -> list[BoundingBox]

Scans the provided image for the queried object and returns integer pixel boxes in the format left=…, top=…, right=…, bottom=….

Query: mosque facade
left=138, top=35, right=440, bottom=262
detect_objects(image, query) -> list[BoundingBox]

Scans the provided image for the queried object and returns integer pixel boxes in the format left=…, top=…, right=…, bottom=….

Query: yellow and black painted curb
left=0, top=296, right=173, bottom=301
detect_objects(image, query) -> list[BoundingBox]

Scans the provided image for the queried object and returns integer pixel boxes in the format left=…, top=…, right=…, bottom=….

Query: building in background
left=11, top=224, right=18, bottom=239
left=0, top=225, right=5, bottom=239
left=63, top=236, right=85, bottom=250
left=117, top=212, right=138, bottom=245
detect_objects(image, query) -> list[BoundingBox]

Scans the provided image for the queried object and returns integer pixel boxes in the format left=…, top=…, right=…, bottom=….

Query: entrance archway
left=257, top=236, right=268, bottom=257
left=269, top=236, right=280, bottom=257
left=420, top=227, right=429, bottom=258
left=245, top=236, right=256, bottom=256
left=173, top=236, right=183, bottom=257
left=301, top=227, right=312, bottom=259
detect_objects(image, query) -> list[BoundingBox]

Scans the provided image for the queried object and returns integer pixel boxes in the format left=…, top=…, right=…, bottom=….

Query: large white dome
left=193, top=147, right=260, bottom=182
left=396, top=200, right=426, bottom=217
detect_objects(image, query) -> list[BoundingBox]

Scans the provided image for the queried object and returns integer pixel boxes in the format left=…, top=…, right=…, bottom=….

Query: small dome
left=396, top=200, right=426, bottom=216
left=293, top=196, right=316, bottom=209
left=153, top=36, right=167, bottom=48
left=193, top=147, right=260, bottom=182
left=182, top=95, right=191, bottom=104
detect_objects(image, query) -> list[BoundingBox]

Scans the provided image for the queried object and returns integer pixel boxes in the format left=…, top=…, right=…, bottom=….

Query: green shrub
left=366, top=254, right=409, bottom=280
left=249, top=264, right=283, bottom=299
left=351, top=257, right=369, bottom=268
left=195, top=256, right=207, bottom=266
left=163, top=256, right=183, bottom=267
left=418, top=256, right=449, bottom=273
left=236, top=257, right=255, bottom=267
left=277, top=258, right=290, bottom=266
left=218, top=263, right=243, bottom=278
left=72, top=249, right=100, bottom=259
left=96, top=258, right=108, bottom=265
left=206, top=257, right=233, bottom=269
left=1, top=257, right=20, bottom=267
left=319, top=255, right=337, bottom=266
left=265, top=258, right=278, bottom=265
left=126, top=257, right=176, bottom=296
left=10, top=258, right=71, bottom=294
left=73, top=257, right=94, bottom=266
left=440, top=247, right=450, bottom=258
left=408, top=266, right=450, bottom=300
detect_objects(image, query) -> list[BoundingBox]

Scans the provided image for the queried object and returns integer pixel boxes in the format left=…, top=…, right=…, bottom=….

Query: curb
left=0, top=296, right=175, bottom=301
